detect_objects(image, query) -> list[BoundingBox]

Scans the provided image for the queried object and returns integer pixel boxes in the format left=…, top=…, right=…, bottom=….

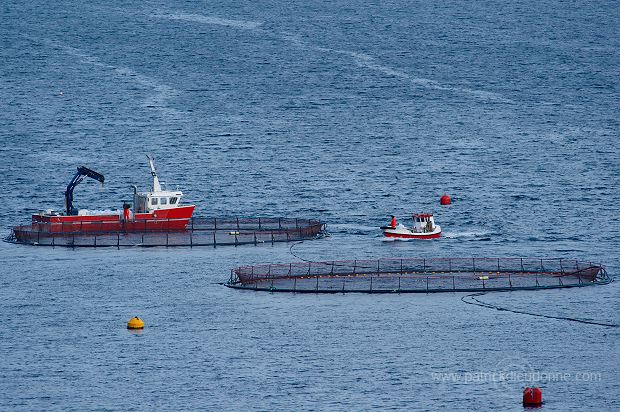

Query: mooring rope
left=462, top=291, right=618, bottom=328
left=289, top=240, right=312, bottom=262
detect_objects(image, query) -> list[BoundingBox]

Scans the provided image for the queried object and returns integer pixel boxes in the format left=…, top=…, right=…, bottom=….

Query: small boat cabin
left=412, top=213, right=436, bottom=233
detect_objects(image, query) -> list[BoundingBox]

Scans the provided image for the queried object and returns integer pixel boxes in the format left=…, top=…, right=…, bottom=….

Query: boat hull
left=382, top=226, right=441, bottom=239
left=26, top=205, right=196, bottom=234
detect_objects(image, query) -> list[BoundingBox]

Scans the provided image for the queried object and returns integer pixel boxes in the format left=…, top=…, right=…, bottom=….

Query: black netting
left=227, top=258, right=611, bottom=293
left=8, top=217, right=324, bottom=247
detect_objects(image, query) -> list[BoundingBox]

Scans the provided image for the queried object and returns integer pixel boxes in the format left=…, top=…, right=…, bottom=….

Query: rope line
left=289, top=240, right=312, bottom=262
left=462, top=291, right=618, bottom=328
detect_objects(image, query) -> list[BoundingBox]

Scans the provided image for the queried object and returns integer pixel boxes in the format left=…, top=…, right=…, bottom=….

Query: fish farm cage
left=6, top=217, right=325, bottom=248
left=226, top=258, right=612, bottom=293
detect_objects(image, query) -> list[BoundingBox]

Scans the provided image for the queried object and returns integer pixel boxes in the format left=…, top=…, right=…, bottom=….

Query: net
left=7, top=217, right=325, bottom=247
left=226, top=258, right=611, bottom=293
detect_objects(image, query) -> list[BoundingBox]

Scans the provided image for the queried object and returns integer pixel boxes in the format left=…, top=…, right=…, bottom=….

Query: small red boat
left=381, top=213, right=441, bottom=239
left=25, top=155, right=195, bottom=236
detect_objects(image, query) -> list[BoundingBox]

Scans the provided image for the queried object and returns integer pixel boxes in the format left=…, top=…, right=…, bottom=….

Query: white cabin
left=133, top=190, right=184, bottom=213
left=132, top=155, right=185, bottom=213
left=412, top=213, right=436, bottom=233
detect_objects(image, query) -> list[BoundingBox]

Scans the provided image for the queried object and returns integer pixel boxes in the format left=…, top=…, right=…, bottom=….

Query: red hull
left=28, top=205, right=195, bottom=234
left=383, top=231, right=441, bottom=239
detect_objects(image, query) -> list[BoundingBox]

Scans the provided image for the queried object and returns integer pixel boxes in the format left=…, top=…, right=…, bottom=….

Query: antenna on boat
left=146, top=154, right=161, bottom=192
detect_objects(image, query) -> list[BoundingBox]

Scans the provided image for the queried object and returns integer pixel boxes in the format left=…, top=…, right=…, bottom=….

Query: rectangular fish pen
left=225, top=258, right=611, bottom=293
left=7, top=217, right=325, bottom=247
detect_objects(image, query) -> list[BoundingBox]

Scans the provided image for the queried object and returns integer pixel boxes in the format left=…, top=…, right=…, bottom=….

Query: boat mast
left=146, top=155, right=162, bottom=192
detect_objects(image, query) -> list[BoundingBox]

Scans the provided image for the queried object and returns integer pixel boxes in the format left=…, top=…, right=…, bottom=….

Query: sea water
left=0, top=1, right=618, bottom=410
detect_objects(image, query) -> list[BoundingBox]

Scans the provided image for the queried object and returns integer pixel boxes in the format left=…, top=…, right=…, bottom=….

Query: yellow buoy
left=127, top=316, right=145, bottom=329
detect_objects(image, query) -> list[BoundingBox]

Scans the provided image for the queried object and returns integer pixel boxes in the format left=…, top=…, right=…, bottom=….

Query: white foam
left=153, top=12, right=262, bottom=30
left=343, top=50, right=513, bottom=103
left=442, top=231, right=490, bottom=239
left=329, top=223, right=380, bottom=232
left=23, top=36, right=183, bottom=118
left=146, top=13, right=513, bottom=104
left=277, top=33, right=514, bottom=104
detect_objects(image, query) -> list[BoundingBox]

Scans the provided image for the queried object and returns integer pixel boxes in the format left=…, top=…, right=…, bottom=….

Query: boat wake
left=148, top=9, right=515, bottom=105
left=19, top=35, right=183, bottom=119
left=328, top=223, right=378, bottom=235
left=152, top=12, right=262, bottom=30
left=442, top=231, right=492, bottom=239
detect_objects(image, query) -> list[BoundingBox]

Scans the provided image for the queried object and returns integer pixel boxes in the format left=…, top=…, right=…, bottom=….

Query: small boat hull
left=382, top=225, right=441, bottom=240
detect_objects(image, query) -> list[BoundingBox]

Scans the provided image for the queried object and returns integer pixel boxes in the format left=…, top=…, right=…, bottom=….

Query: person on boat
left=122, top=203, right=131, bottom=222
left=425, top=219, right=433, bottom=233
left=390, top=215, right=397, bottom=228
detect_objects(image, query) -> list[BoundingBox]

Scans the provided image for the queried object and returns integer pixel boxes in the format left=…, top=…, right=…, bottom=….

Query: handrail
left=13, top=217, right=324, bottom=235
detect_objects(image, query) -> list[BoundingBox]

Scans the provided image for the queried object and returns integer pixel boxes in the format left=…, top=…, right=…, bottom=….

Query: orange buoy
left=127, top=316, right=145, bottom=329
left=523, top=387, right=542, bottom=407
left=440, top=194, right=451, bottom=205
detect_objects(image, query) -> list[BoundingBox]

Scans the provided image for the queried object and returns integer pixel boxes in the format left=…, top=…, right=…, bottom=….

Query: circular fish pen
left=226, top=258, right=611, bottom=293
left=6, top=217, right=325, bottom=247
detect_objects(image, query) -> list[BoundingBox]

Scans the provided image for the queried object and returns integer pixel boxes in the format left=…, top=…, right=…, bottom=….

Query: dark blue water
left=1, top=1, right=619, bottom=410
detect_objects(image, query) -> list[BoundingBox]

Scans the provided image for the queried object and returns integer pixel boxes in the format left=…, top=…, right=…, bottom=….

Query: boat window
left=170, top=197, right=178, bottom=205
left=160, top=197, right=168, bottom=205
left=151, top=197, right=158, bottom=205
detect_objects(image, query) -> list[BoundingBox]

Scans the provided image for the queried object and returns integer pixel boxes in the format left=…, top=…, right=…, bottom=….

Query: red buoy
left=523, top=387, right=542, bottom=407
left=440, top=194, right=451, bottom=205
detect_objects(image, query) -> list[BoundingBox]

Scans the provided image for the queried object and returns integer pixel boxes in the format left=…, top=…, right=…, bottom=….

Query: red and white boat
left=381, top=213, right=441, bottom=239
left=28, top=155, right=195, bottom=234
